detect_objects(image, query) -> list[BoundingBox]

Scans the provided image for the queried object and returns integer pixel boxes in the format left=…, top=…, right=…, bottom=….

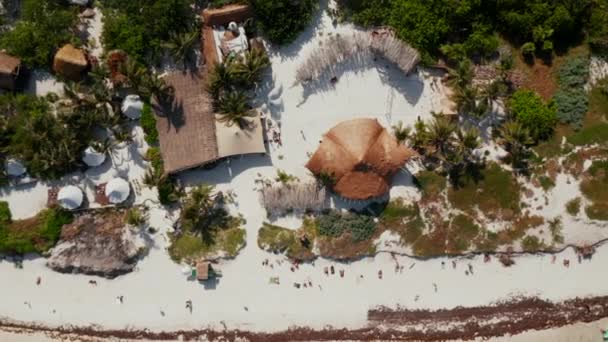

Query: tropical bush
left=554, top=57, right=590, bottom=129
left=0, top=94, right=93, bottom=179
left=315, top=211, right=376, bottom=242
left=249, top=0, right=318, bottom=45
left=101, top=0, right=195, bottom=63
left=140, top=102, right=159, bottom=145
left=0, top=0, right=78, bottom=68
left=508, top=90, right=557, bottom=142
left=0, top=205, right=73, bottom=255
left=337, top=0, right=596, bottom=60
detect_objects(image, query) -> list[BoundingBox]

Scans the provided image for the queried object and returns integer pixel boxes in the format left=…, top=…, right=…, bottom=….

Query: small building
left=0, top=51, right=21, bottom=90
left=306, top=118, right=417, bottom=200
left=201, top=4, right=255, bottom=69
left=53, top=44, right=88, bottom=81
left=196, top=261, right=211, bottom=281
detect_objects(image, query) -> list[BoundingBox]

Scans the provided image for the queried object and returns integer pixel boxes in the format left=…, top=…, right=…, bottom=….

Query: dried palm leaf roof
left=307, top=118, right=417, bottom=200
left=0, top=51, right=20, bottom=75
left=202, top=4, right=254, bottom=27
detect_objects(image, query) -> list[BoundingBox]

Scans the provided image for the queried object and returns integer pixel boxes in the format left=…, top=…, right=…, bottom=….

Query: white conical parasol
left=82, top=146, right=106, bottom=167
left=105, top=178, right=130, bottom=204
left=57, top=185, right=84, bottom=210
left=5, top=159, right=26, bottom=176
left=121, top=94, right=144, bottom=120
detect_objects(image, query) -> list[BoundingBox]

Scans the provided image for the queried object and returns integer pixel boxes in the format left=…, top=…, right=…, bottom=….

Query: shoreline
left=2, top=295, right=608, bottom=341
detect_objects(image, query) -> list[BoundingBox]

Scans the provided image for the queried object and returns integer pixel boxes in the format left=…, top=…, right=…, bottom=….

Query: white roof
left=5, top=158, right=26, bottom=176
left=57, top=185, right=84, bottom=210
left=82, top=146, right=106, bottom=167
left=215, top=111, right=266, bottom=159
left=105, top=178, right=130, bottom=204
left=121, top=95, right=144, bottom=120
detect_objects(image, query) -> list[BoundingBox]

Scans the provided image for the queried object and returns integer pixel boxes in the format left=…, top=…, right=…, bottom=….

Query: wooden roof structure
left=196, top=261, right=210, bottom=281
left=0, top=51, right=21, bottom=90
left=155, top=71, right=218, bottom=174
left=202, top=4, right=254, bottom=27
left=53, top=44, right=88, bottom=80
left=307, top=118, right=416, bottom=200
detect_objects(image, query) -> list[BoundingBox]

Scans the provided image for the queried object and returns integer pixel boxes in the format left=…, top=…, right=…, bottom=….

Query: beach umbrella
left=5, top=158, right=26, bottom=177
left=82, top=146, right=106, bottom=167
left=57, top=185, right=84, bottom=210
left=121, top=95, right=144, bottom=120
left=105, top=178, right=130, bottom=204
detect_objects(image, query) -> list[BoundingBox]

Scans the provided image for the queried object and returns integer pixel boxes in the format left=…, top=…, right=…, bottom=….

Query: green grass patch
left=257, top=222, right=316, bottom=261
left=415, top=171, right=446, bottom=199
left=538, top=175, right=556, bottom=191
left=447, top=214, right=480, bottom=252
left=581, top=160, right=608, bottom=203
left=586, top=203, right=608, bottom=221
left=448, top=163, right=521, bottom=219
left=315, top=210, right=376, bottom=242
left=521, top=235, right=544, bottom=252
left=566, top=197, right=582, bottom=216
left=168, top=224, right=245, bottom=263
left=0, top=204, right=73, bottom=255
left=567, top=122, right=608, bottom=146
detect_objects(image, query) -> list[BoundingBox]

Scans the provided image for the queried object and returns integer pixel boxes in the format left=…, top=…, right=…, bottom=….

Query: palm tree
left=162, top=30, right=200, bottom=69
left=233, top=48, right=270, bottom=86
left=447, top=59, right=473, bottom=90
left=120, top=59, right=146, bottom=92
left=207, top=60, right=236, bottom=99
left=498, top=121, right=534, bottom=168
left=141, top=72, right=174, bottom=101
left=181, top=184, right=220, bottom=234
left=456, top=127, right=481, bottom=162
left=426, top=116, right=457, bottom=159
left=411, top=118, right=428, bottom=151
left=392, top=120, right=411, bottom=144
left=216, top=90, right=256, bottom=129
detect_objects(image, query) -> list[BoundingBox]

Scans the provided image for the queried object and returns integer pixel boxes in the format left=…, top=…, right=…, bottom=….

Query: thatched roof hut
left=53, top=44, right=88, bottom=81
left=0, top=51, right=21, bottom=90
left=202, top=4, right=254, bottom=27
left=306, top=118, right=416, bottom=200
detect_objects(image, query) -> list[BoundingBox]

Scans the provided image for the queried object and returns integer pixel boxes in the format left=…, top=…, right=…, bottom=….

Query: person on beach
left=441, top=261, right=445, bottom=269
left=433, top=283, right=438, bottom=292
left=185, top=300, right=192, bottom=313
left=36, top=277, right=41, bottom=285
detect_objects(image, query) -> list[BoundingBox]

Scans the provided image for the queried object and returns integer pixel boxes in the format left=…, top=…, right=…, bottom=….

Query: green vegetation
left=140, top=103, right=159, bottom=145
left=315, top=210, right=376, bottom=242
left=249, top=0, right=318, bottom=45
left=538, top=175, right=556, bottom=191
left=143, top=146, right=181, bottom=205
left=0, top=203, right=73, bottom=255
left=415, top=170, right=446, bottom=199
left=0, top=94, right=104, bottom=179
left=568, top=122, right=608, bottom=146
left=508, top=90, right=557, bottom=142
left=168, top=185, right=246, bottom=262
left=126, top=207, right=148, bottom=226
left=0, top=0, right=78, bottom=68
left=565, top=197, right=581, bottom=216
left=101, top=0, right=196, bottom=63
left=257, top=221, right=316, bottom=260
left=337, top=0, right=598, bottom=61
left=447, top=214, right=480, bottom=252
left=554, top=57, right=590, bottom=129
left=448, top=163, right=521, bottom=219
left=521, top=235, right=543, bottom=252
left=581, top=160, right=608, bottom=220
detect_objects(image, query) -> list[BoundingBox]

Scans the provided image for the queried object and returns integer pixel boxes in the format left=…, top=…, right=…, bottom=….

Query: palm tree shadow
left=449, top=163, right=485, bottom=189
left=152, top=92, right=186, bottom=132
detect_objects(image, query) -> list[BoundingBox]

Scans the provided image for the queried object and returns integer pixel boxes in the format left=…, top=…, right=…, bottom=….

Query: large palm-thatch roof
left=306, top=118, right=416, bottom=200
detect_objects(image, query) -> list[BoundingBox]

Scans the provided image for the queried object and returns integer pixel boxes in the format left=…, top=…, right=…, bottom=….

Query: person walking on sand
left=36, top=277, right=41, bottom=285
left=185, top=300, right=192, bottom=313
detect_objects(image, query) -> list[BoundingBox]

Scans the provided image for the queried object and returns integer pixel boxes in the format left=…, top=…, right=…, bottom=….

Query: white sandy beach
left=2, top=0, right=608, bottom=339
